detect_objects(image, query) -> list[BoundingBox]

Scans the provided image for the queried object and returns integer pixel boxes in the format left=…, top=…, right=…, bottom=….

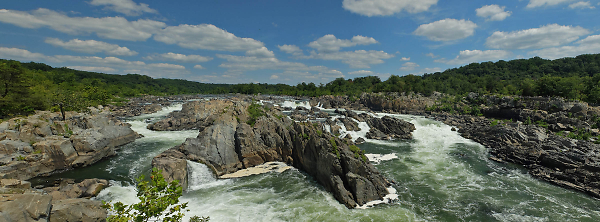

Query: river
left=44, top=102, right=600, bottom=221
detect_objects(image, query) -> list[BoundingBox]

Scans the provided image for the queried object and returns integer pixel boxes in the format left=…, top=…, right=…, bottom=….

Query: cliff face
left=152, top=99, right=405, bottom=208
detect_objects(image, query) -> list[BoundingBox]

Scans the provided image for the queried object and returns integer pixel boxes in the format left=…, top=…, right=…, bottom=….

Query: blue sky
left=1, top=0, right=599, bottom=85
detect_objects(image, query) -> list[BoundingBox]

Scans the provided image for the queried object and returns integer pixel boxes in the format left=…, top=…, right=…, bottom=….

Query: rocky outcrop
left=148, top=99, right=249, bottom=131
left=0, top=109, right=138, bottom=180
left=332, top=110, right=416, bottom=140
left=153, top=100, right=390, bottom=208
left=434, top=114, right=600, bottom=198
left=0, top=178, right=108, bottom=222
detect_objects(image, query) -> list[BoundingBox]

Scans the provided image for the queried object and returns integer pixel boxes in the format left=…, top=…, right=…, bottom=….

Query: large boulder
left=0, top=193, right=52, bottom=222
left=49, top=199, right=107, bottom=222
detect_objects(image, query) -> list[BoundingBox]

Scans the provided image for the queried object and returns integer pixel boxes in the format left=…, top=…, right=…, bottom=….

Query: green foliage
left=316, top=130, right=323, bottom=136
left=246, top=103, right=265, bottom=127
left=535, top=120, right=548, bottom=129
left=566, top=128, right=592, bottom=141
left=63, top=124, right=73, bottom=138
left=490, top=119, right=500, bottom=127
left=16, top=155, right=25, bottom=161
left=330, top=138, right=340, bottom=158
left=349, top=145, right=368, bottom=162
left=102, top=168, right=208, bottom=222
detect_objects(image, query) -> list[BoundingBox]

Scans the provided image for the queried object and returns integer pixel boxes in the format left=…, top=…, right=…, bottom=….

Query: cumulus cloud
left=245, top=47, right=275, bottom=58
left=278, top=44, right=303, bottom=56
left=476, top=5, right=512, bottom=21
left=154, top=24, right=267, bottom=55
left=308, top=34, right=378, bottom=53
left=400, top=57, right=410, bottom=61
left=144, top=52, right=213, bottom=63
left=348, top=70, right=374, bottom=75
left=304, top=50, right=394, bottom=68
left=0, top=47, right=187, bottom=78
left=193, top=65, right=205, bottom=69
left=414, top=19, right=477, bottom=41
left=435, top=49, right=512, bottom=65
left=529, top=34, right=600, bottom=59
left=400, top=62, right=419, bottom=71
left=216, top=54, right=342, bottom=75
left=422, top=67, right=442, bottom=73
left=89, top=0, right=157, bottom=16
left=67, top=66, right=117, bottom=73
left=526, top=0, right=573, bottom=8
left=425, top=53, right=438, bottom=58
left=486, top=24, right=590, bottom=49
left=569, top=1, right=595, bottom=9
left=342, top=0, right=438, bottom=16
left=45, top=38, right=138, bottom=56
left=0, top=8, right=166, bottom=41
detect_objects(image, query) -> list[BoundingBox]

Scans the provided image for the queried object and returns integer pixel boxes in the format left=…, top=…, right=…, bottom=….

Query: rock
left=0, top=179, right=31, bottom=189
left=152, top=156, right=188, bottom=190
left=366, top=128, right=389, bottom=140
left=365, top=116, right=415, bottom=139
left=0, top=193, right=52, bottom=222
left=153, top=100, right=390, bottom=208
left=355, top=137, right=366, bottom=144
left=50, top=199, right=107, bottom=222
left=43, top=178, right=108, bottom=200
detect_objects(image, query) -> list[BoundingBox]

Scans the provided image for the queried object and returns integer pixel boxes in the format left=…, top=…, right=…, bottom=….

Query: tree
left=102, top=168, right=209, bottom=222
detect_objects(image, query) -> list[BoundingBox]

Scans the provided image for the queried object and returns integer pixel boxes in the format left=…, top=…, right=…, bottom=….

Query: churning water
left=61, top=103, right=600, bottom=221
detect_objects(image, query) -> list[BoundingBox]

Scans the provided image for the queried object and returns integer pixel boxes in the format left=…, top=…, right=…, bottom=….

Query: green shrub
left=330, top=138, right=340, bottom=158
left=102, top=168, right=209, bottom=222
left=246, top=103, right=265, bottom=127
left=490, top=119, right=500, bottom=127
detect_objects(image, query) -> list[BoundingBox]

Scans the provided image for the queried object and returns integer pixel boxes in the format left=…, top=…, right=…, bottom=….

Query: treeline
left=0, top=60, right=227, bottom=118
left=2, top=53, right=600, bottom=118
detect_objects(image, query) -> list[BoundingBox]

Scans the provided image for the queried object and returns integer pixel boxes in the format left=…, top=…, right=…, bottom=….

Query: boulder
left=50, top=199, right=107, bottom=222
left=0, top=194, right=52, bottom=222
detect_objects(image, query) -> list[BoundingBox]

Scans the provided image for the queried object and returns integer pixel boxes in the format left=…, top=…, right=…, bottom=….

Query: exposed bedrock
left=435, top=114, right=600, bottom=198
left=152, top=100, right=392, bottom=208
left=0, top=110, right=138, bottom=180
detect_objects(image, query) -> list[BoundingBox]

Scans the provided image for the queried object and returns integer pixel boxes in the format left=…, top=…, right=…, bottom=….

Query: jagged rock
left=0, top=111, right=138, bottom=181
left=50, top=199, right=107, bottom=222
left=0, top=193, right=52, bottom=222
left=43, top=179, right=108, bottom=200
left=365, top=116, right=415, bottom=139
left=153, top=100, right=390, bottom=208
left=152, top=155, right=188, bottom=190
left=340, top=118, right=360, bottom=131
left=366, top=128, right=389, bottom=140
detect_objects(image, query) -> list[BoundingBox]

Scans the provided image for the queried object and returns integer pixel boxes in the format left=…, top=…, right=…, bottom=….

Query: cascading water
left=87, top=103, right=600, bottom=221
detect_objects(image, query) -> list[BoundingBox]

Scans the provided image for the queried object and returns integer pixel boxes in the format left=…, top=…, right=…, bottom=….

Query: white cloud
left=270, top=74, right=279, bottom=80
left=569, top=1, right=595, bottom=9
left=0, top=47, right=51, bottom=61
left=400, top=62, right=419, bottom=71
left=67, top=66, right=116, bottom=73
left=0, top=8, right=166, bottom=41
left=193, top=65, right=206, bottom=69
left=414, top=19, right=477, bottom=41
left=348, top=70, right=374, bottom=75
left=425, top=53, right=438, bottom=58
left=476, top=5, right=512, bottom=21
left=245, top=47, right=275, bottom=58
left=45, top=38, right=138, bottom=56
left=216, top=54, right=342, bottom=75
left=486, top=24, right=590, bottom=49
left=278, top=44, right=303, bottom=56
left=422, top=67, right=442, bottom=73
left=308, top=34, right=378, bottom=53
left=144, top=52, right=213, bottom=63
left=342, top=0, right=438, bottom=16
left=154, top=24, right=266, bottom=55
left=435, top=50, right=512, bottom=65
left=0, top=47, right=187, bottom=78
left=89, top=0, right=157, bottom=16
left=304, top=50, right=394, bottom=68
left=529, top=34, right=600, bottom=59
left=400, top=57, right=410, bottom=61
left=526, top=0, right=573, bottom=8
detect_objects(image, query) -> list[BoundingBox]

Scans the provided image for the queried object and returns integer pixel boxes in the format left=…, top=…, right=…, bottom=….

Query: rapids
left=45, top=103, right=600, bottom=221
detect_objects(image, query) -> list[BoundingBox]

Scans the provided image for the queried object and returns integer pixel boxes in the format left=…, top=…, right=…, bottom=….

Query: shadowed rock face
left=153, top=99, right=396, bottom=208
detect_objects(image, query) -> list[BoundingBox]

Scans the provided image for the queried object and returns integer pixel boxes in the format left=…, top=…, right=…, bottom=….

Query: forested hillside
left=2, top=53, right=600, bottom=118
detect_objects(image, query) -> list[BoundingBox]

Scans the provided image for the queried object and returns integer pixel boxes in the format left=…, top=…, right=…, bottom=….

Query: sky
left=0, top=0, right=599, bottom=85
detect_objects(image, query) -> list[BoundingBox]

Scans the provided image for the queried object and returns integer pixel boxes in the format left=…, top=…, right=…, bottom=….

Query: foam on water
left=365, top=153, right=398, bottom=164
left=280, top=100, right=311, bottom=110
left=187, top=161, right=232, bottom=190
